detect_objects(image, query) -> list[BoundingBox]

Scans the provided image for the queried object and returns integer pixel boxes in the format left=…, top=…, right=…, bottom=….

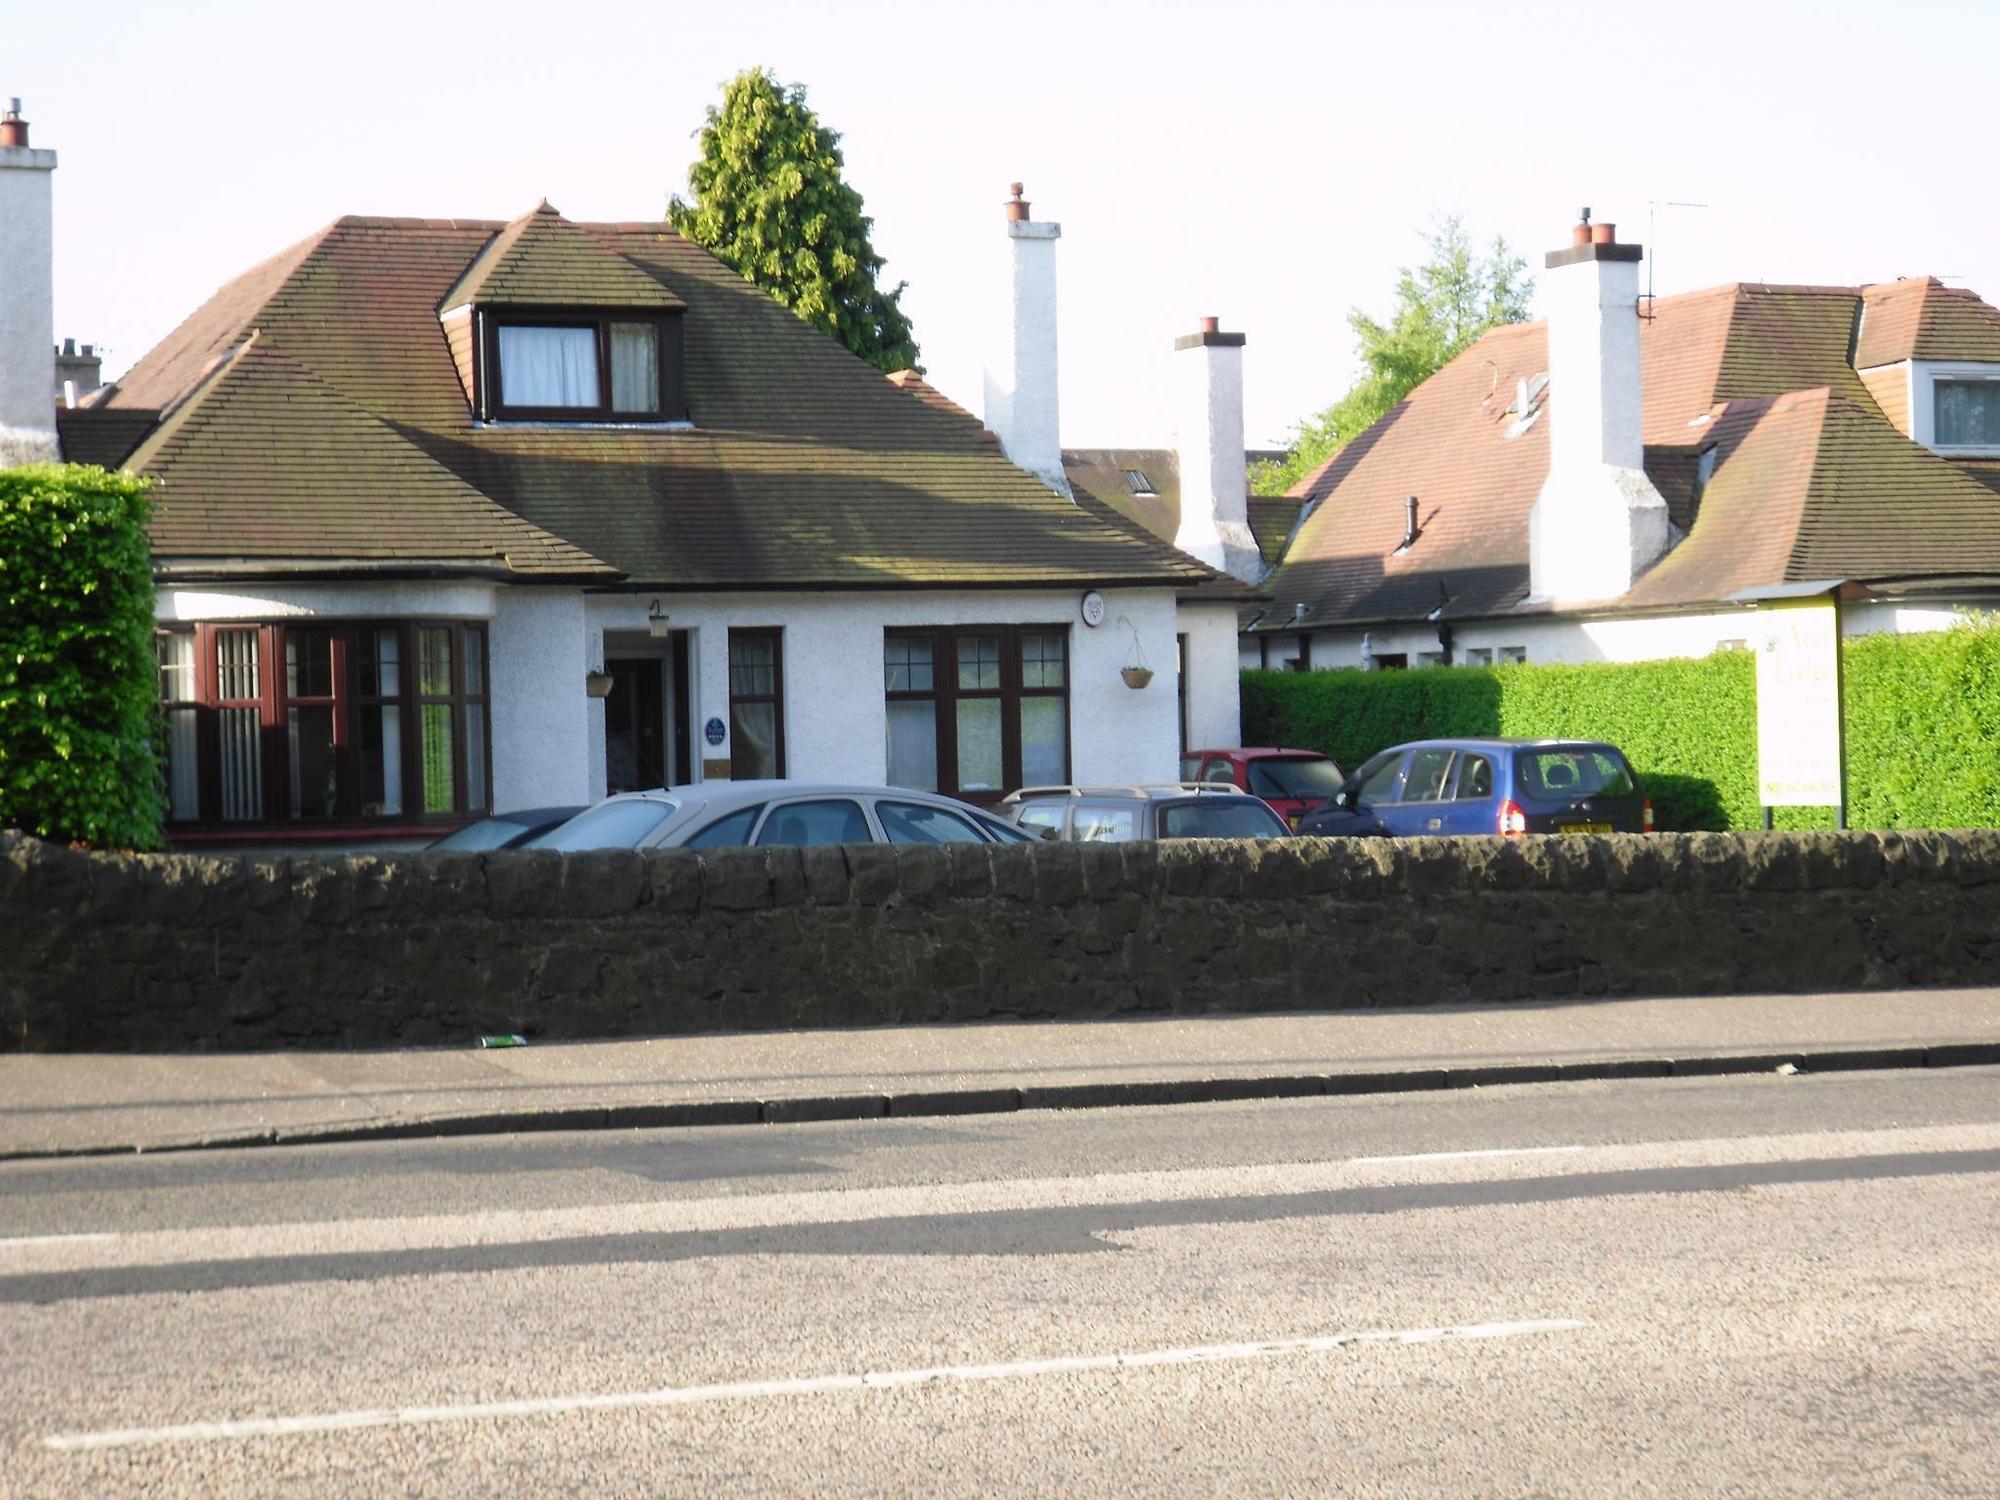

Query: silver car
left=997, top=783, right=1292, bottom=842
left=527, top=781, right=1037, bottom=852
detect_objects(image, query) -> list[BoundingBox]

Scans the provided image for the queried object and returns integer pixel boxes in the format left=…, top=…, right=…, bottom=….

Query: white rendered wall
left=157, top=581, right=500, bottom=622
left=585, top=589, right=1185, bottom=787
left=1285, top=596, right=1997, bottom=670
left=1528, top=251, right=1669, bottom=604
left=983, top=221, right=1068, bottom=494
left=491, top=590, right=595, bottom=809
left=1173, top=338, right=1263, bottom=583
left=1179, top=604, right=1243, bottom=751
left=0, top=140, right=58, bottom=464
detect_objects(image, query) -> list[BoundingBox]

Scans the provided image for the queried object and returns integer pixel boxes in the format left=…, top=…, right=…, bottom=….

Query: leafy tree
left=670, top=68, right=921, bottom=374
left=1253, top=218, right=1532, bottom=494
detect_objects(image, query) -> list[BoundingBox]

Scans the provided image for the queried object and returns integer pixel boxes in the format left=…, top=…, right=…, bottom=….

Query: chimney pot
left=0, top=98, right=27, bottom=150
left=1200, top=315, right=1220, bottom=334
left=1004, top=182, right=1030, bottom=222
left=61, top=337, right=74, bottom=356
left=1570, top=222, right=1592, bottom=247
left=1590, top=222, right=1617, bottom=245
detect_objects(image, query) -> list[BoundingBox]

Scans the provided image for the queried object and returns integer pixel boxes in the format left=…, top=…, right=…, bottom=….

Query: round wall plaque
left=704, top=716, right=726, bottom=746
left=1080, top=590, right=1107, bottom=628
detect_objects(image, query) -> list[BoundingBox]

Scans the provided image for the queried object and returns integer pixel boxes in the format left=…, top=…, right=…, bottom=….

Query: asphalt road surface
left=5, top=1067, right=1999, bottom=1497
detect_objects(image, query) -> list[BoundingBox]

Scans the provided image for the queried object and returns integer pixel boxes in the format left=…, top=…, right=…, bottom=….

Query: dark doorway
left=606, top=658, right=666, bottom=792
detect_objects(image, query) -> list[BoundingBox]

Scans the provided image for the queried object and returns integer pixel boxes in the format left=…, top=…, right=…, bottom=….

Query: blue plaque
left=704, top=716, right=726, bottom=747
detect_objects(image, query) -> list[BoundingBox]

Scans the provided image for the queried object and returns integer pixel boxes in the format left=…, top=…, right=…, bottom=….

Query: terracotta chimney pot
left=0, top=98, right=27, bottom=150
left=1200, top=315, right=1219, bottom=334
left=1004, top=183, right=1030, bottom=222
left=1590, top=222, right=1617, bottom=245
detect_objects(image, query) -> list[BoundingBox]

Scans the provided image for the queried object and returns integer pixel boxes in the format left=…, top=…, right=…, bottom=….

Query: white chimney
left=1527, top=210, right=1669, bottom=604
left=0, top=98, right=59, bottom=466
left=1173, top=316, right=1263, bottom=583
left=983, top=183, right=1070, bottom=496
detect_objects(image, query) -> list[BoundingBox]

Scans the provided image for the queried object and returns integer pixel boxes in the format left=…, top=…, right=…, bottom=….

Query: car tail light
left=1498, top=799, right=1528, bottom=837
left=1642, top=797, right=1655, bottom=833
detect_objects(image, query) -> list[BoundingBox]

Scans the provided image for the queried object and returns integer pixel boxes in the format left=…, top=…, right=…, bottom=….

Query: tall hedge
left=0, top=464, right=164, bottom=849
left=1242, top=621, right=2000, bottom=833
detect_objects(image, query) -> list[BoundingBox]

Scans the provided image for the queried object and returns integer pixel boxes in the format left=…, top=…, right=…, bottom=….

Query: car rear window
left=1516, top=748, right=1636, bottom=799
left=531, top=798, right=677, bottom=852
left=682, top=806, right=763, bottom=849
left=1246, top=757, right=1344, bottom=799
left=878, top=801, right=985, bottom=845
left=431, top=815, right=537, bottom=852
left=1157, top=801, right=1289, bottom=840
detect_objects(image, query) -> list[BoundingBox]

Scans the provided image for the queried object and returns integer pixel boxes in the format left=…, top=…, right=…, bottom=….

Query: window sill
left=476, top=418, right=696, bottom=432
left=1929, top=444, right=2000, bottom=459
left=166, top=822, right=468, bottom=847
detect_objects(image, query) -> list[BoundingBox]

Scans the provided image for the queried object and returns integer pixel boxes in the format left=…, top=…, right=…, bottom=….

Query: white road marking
left=0, top=1232, right=115, bottom=1249
left=1351, top=1146, right=1588, bottom=1166
left=43, top=1318, right=1586, bottom=1451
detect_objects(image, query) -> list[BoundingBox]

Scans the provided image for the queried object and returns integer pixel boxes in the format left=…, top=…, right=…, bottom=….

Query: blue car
left=1296, top=739, right=1654, bottom=839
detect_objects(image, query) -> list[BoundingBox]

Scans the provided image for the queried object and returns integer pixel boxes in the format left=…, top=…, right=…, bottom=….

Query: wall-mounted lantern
left=647, top=598, right=672, bottom=640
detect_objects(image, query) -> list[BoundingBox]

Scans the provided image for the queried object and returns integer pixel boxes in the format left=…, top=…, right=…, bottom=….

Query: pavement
left=4, top=985, right=1999, bottom=1159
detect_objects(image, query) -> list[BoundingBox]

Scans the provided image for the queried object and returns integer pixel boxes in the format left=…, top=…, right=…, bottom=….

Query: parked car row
left=432, top=740, right=1652, bottom=853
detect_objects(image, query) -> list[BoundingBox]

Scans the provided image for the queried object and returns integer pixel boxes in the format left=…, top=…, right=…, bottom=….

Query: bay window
left=153, top=621, right=490, bottom=833
left=884, top=626, right=1070, bottom=801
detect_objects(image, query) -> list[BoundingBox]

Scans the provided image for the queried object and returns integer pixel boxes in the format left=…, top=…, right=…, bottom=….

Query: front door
left=605, top=658, right=667, bottom=793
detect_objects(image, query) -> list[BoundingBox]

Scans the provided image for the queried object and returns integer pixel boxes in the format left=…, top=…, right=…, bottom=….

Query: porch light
left=647, top=598, right=671, bottom=639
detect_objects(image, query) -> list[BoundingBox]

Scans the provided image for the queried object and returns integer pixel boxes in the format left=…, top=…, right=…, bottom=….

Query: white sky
left=14, top=0, right=2000, bottom=448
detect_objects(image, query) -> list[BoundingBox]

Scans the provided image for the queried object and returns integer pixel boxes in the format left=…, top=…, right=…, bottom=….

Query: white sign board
left=1754, top=599, right=1843, bottom=807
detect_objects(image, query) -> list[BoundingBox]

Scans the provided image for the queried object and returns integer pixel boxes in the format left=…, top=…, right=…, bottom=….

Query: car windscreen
left=1157, top=800, right=1289, bottom=839
left=1515, top=748, right=1636, bottom=800
left=1247, top=757, right=1344, bottom=800
left=529, top=798, right=677, bottom=851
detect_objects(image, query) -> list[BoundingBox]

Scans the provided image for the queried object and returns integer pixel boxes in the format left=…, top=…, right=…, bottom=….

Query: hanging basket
left=585, top=670, right=615, bottom=699
left=1120, top=665, right=1155, bottom=690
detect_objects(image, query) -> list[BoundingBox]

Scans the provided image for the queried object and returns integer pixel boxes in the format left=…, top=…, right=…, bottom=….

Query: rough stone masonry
left=3, top=828, right=1998, bottom=1051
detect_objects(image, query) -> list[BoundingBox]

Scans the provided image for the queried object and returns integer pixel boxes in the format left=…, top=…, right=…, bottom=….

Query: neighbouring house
left=1245, top=212, right=2000, bottom=671
left=7, top=107, right=1247, bottom=846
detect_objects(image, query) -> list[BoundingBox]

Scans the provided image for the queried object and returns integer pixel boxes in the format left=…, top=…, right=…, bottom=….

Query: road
left=4, top=1067, right=1999, bottom=1496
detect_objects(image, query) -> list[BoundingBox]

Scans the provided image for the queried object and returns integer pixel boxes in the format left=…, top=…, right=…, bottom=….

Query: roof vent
left=1393, top=495, right=1422, bottom=553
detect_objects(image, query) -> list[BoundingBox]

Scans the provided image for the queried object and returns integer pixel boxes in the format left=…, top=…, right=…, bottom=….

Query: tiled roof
left=1857, top=277, right=2000, bottom=368
left=1063, top=448, right=1180, bottom=542
left=1246, top=496, right=1306, bottom=563
left=95, top=209, right=1213, bottom=592
left=1261, top=278, right=2000, bottom=630
left=438, top=201, right=686, bottom=313
left=55, top=406, right=157, bottom=469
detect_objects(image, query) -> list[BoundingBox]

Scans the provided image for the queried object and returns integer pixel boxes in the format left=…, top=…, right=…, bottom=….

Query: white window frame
left=1911, top=360, right=2000, bottom=457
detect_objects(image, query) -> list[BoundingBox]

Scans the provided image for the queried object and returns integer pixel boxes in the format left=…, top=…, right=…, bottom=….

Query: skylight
left=1122, top=469, right=1157, bottom=496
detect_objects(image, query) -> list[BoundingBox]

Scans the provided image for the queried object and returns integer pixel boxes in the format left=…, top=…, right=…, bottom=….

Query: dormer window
left=482, top=311, right=685, bottom=423
left=1910, top=361, right=2000, bottom=456
left=1936, top=377, right=2000, bottom=448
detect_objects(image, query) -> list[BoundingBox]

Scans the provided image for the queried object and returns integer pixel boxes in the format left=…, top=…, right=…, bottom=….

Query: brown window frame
left=727, top=628, right=786, bottom=780
left=478, top=307, right=688, bottom=423
left=883, top=625, right=1071, bottom=804
left=153, top=621, right=492, bottom=835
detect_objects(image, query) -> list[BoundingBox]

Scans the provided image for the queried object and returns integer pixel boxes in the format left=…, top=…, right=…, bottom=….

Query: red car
left=1180, top=747, right=1347, bottom=828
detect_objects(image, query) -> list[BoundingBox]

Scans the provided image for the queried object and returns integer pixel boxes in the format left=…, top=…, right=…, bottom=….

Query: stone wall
left=4, top=828, right=1998, bottom=1051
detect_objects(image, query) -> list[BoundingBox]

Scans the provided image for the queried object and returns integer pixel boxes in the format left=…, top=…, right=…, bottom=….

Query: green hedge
left=0, top=464, right=164, bottom=850
left=1243, top=621, right=2000, bottom=832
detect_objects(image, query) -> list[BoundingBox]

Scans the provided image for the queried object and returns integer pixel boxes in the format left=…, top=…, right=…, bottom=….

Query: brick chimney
left=1173, top=315, right=1263, bottom=583
left=1527, top=209, right=1669, bottom=604
left=0, top=98, right=59, bottom=464
left=983, top=183, right=1070, bottom=496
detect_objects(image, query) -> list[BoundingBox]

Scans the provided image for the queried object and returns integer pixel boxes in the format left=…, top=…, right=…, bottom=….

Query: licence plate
left=1561, top=822, right=1613, bottom=835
